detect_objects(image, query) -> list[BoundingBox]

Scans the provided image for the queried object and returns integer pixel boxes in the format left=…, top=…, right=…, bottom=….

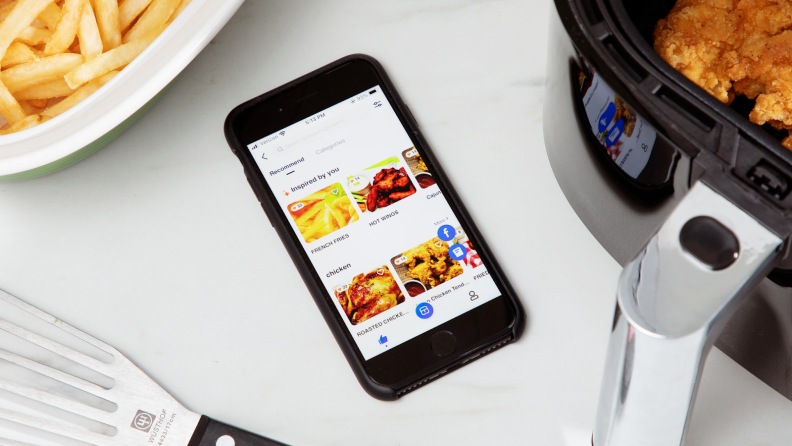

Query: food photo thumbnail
left=391, top=237, right=464, bottom=295
left=288, top=182, right=358, bottom=243
left=347, top=156, right=417, bottom=213
left=334, top=266, right=405, bottom=325
left=451, top=226, right=482, bottom=269
left=402, top=147, right=435, bottom=189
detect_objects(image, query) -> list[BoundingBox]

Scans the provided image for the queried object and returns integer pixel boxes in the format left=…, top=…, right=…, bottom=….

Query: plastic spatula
left=0, top=289, right=288, bottom=446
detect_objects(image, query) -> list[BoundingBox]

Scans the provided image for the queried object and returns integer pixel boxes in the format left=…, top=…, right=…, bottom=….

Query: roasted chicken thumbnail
left=335, top=267, right=405, bottom=325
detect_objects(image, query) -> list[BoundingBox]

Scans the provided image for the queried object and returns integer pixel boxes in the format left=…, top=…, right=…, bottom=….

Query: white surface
left=0, top=0, right=789, bottom=445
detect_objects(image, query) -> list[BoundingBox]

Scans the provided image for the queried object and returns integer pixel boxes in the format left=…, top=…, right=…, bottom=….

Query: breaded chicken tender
left=654, top=0, right=792, bottom=149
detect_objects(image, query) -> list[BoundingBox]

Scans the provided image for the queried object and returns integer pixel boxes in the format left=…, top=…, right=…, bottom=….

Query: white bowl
left=0, top=0, right=245, bottom=181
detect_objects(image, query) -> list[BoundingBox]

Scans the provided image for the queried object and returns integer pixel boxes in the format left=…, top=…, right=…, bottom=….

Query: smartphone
left=224, top=54, right=525, bottom=400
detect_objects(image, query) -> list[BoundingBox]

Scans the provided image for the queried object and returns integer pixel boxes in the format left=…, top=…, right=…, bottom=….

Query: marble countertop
left=0, top=0, right=790, bottom=444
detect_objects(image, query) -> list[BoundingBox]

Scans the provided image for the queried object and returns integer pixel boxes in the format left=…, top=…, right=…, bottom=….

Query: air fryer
left=545, top=0, right=792, bottom=444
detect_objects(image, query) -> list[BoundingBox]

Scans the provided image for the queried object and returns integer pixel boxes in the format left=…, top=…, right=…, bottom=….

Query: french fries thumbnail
left=0, top=0, right=187, bottom=136
left=289, top=183, right=359, bottom=243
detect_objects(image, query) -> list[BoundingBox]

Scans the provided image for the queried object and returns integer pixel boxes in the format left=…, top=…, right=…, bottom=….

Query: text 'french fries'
left=0, top=0, right=191, bottom=135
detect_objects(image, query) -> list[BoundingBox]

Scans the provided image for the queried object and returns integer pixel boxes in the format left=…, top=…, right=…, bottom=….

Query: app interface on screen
left=247, top=86, right=501, bottom=360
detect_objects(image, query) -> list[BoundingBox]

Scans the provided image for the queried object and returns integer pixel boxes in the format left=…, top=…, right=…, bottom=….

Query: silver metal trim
left=593, top=182, right=783, bottom=446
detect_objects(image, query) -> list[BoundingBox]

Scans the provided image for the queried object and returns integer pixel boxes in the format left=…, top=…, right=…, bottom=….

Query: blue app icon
left=599, top=102, right=616, bottom=133
left=606, top=119, right=624, bottom=148
left=416, top=302, right=433, bottom=319
left=437, top=224, right=456, bottom=242
left=378, top=335, right=388, bottom=345
left=448, top=243, right=467, bottom=261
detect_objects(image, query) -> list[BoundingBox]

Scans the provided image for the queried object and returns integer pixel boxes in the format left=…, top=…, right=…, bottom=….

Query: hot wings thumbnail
left=335, top=267, right=405, bottom=325
left=403, top=238, right=463, bottom=289
left=655, top=0, right=792, bottom=149
left=365, top=167, right=416, bottom=212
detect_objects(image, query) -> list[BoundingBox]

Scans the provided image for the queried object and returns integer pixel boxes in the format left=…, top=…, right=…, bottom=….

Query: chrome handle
left=593, top=182, right=783, bottom=446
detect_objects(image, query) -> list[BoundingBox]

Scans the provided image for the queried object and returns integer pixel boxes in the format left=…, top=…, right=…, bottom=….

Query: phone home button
left=430, top=331, right=457, bottom=357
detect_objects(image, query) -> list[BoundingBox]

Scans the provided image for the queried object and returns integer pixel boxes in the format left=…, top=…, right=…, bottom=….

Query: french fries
left=26, top=97, right=46, bottom=108
left=0, top=0, right=175, bottom=134
left=0, top=112, right=47, bottom=134
left=118, top=0, right=152, bottom=31
left=0, top=0, right=56, bottom=65
left=93, top=0, right=121, bottom=50
left=43, top=70, right=117, bottom=118
left=122, top=0, right=176, bottom=43
left=44, top=0, right=85, bottom=55
left=288, top=184, right=359, bottom=243
left=78, top=0, right=102, bottom=60
left=36, top=2, right=61, bottom=30
left=65, top=26, right=157, bottom=88
left=1, top=42, right=38, bottom=67
left=0, top=1, right=20, bottom=23
left=13, top=77, right=74, bottom=100
left=169, top=0, right=190, bottom=22
left=0, top=79, right=25, bottom=124
left=15, top=26, right=52, bottom=45
left=1, top=53, right=82, bottom=92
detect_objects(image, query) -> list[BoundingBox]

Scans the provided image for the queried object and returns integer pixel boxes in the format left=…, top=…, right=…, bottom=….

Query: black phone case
left=223, top=54, right=526, bottom=400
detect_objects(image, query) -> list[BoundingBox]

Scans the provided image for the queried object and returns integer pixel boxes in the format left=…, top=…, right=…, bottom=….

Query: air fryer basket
left=560, top=0, right=792, bottom=269
left=548, top=0, right=792, bottom=429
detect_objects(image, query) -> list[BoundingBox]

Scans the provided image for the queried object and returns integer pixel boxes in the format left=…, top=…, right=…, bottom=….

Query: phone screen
left=246, top=86, right=502, bottom=360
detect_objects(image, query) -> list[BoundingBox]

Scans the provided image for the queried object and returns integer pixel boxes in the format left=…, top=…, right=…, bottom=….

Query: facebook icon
left=378, top=335, right=388, bottom=345
left=437, top=224, right=456, bottom=242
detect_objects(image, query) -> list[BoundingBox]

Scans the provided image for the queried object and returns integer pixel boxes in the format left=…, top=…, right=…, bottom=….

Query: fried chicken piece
left=655, top=0, right=792, bottom=146
left=376, top=169, right=400, bottom=192
left=389, top=190, right=415, bottom=201
left=404, top=245, right=432, bottom=268
left=440, top=264, right=463, bottom=282
left=426, top=239, right=449, bottom=258
left=366, top=185, right=379, bottom=212
left=394, top=175, right=410, bottom=188
left=654, top=0, right=740, bottom=104
left=409, top=262, right=438, bottom=288
left=429, top=258, right=448, bottom=275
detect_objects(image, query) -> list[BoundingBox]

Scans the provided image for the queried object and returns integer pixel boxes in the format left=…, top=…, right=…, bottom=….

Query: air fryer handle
left=592, top=182, right=783, bottom=446
left=188, top=416, right=290, bottom=446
